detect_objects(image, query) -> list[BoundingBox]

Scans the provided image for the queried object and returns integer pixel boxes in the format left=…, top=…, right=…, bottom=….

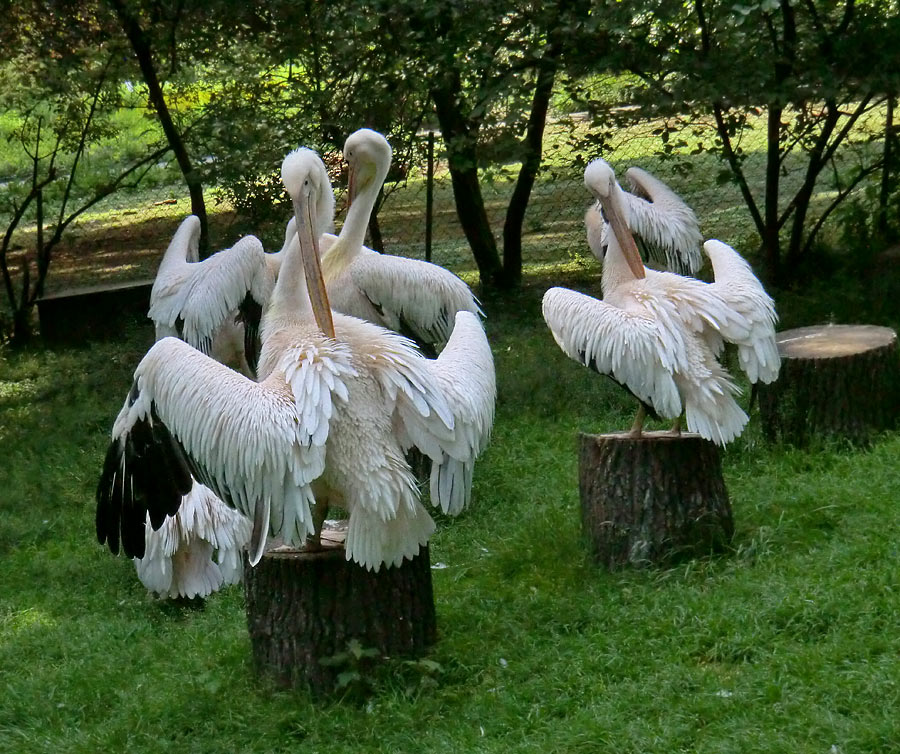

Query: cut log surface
left=758, top=324, right=900, bottom=446
left=243, top=521, right=437, bottom=695
left=579, top=432, right=733, bottom=569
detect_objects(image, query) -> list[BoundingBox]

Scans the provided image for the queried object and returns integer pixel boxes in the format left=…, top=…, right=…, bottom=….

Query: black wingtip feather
left=94, top=398, right=192, bottom=560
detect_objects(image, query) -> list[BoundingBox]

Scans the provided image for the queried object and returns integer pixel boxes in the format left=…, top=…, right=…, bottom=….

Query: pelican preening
left=543, top=158, right=779, bottom=446
left=321, top=128, right=483, bottom=357
left=97, top=146, right=495, bottom=573
left=584, top=163, right=703, bottom=276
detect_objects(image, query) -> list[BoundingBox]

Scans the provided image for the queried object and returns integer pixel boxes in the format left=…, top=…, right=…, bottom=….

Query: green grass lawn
left=2, top=265, right=900, bottom=752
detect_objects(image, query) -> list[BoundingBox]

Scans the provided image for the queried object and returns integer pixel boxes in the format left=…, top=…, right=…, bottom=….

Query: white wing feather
left=590, top=166, right=703, bottom=275
left=114, top=336, right=355, bottom=561
left=542, top=286, right=684, bottom=419
left=349, top=255, right=483, bottom=349
left=423, top=311, right=496, bottom=514
left=703, top=240, right=781, bottom=384
left=148, top=235, right=272, bottom=355
left=134, top=482, right=251, bottom=599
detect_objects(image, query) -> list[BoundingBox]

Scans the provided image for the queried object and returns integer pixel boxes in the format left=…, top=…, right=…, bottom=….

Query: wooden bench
left=37, top=279, right=154, bottom=345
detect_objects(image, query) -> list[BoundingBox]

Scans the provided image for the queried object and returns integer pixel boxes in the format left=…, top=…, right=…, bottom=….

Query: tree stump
left=243, top=522, right=437, bottom=695
left=758, top=324, right=900, bottom=446
left=579, top=432, right=733, bottom=569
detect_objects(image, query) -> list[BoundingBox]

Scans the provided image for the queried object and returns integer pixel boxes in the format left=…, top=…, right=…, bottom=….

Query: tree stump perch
left=579, top=432, right=733, bottom=569
left=758, top=324, right=900, bottom=446
left=243, top=522, right=437, bottom=695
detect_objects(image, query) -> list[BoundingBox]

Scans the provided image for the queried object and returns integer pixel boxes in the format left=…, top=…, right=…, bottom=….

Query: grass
left=2, top=262, right=900, bottom=752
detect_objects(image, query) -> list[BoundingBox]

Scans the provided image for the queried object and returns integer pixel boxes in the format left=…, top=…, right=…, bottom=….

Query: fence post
left=425, top=131, right=434, bottom=263
left=879, top=94, right=895, bottom=238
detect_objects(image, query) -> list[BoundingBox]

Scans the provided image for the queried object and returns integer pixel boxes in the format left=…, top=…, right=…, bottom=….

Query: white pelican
left=322, top=128, right=483, bottom=357
left=584, top=164, right=703, bottom=275
left=97, top=147, right=493, bottom=572
left=542, top=158, right=780, bottom=446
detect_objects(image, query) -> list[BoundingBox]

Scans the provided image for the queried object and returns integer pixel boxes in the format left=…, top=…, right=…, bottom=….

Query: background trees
left=1, top=0, right=899, bottom=342
left=568, top=0, right=900, bottom=286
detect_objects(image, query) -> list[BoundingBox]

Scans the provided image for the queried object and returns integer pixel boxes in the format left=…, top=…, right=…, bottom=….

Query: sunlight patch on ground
left=0, top=607, right=58, bottom=642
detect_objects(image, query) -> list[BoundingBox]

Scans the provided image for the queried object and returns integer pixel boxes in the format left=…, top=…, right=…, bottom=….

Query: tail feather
left=345, top=498, right=435, bottom=573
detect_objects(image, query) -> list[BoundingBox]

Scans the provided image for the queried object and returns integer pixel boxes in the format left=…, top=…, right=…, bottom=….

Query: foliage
left=566, top=0, right=900, bottom=286
left=0, top=48, right=170, bottom=344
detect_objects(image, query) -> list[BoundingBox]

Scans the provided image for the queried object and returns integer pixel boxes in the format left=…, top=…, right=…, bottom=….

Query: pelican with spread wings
left=543, top=158, right=779, bottom=445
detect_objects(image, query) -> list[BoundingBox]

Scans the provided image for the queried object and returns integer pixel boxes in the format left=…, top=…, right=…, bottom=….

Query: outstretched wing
left=350, top=254, right=483, bottom=355
left=165, top=235, right=273, bottom=359
left=703, top=239, right=780, bottom=383
left=542, top=286, right=683, bottom=419
left=95, top=335, right=355, bottom=566
left=148, top=216, right=202, bottom=339
left=621, top=166, right=704, bottom=275
left=420, top=311, right=496, bottom=515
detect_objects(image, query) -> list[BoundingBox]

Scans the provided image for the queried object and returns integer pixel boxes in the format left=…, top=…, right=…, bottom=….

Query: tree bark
left=244, top=526, right=437, bottom=695
left=431, top=77, right=506, bottom=289
left=109, top=0, right=209, bottom=255
left=758, top=324, right=900, bottom=446
left=579, top=432, right=733, bottom=569
left=502, top=54, right=558, bottom=287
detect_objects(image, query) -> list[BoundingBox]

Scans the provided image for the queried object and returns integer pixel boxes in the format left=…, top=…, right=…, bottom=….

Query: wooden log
left=758, top=324, right=900, bottom=446
left=243, top=522, right=437, bottom=695
left=37, top=279, right=154, bottom=344
left=579, top=432, right=734, bottom=569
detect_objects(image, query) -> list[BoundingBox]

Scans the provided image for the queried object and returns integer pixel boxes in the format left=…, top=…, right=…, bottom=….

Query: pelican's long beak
left=347, top=162, right=357, bottom=205
left=603, top=188, right=646, bottom=280
left=293, top=192, right=336, bottom=338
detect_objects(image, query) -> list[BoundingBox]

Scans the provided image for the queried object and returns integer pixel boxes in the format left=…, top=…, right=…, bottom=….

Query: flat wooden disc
left=592, top=430, right=704, bottom=442
left=776, top=324, right=897, bottom=359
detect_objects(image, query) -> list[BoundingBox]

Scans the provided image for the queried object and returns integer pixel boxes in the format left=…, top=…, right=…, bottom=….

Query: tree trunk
left=243, top=524, right=437, bottom=695
left=431, top=79, right=506, bottom=289
left=763, top=103, right=783, bottom=285
left=502, top=57, right=558, bottom=288
left=579, top=432, right=733, bottom=569
left=110, top=0, right=209, bottom=256
left=758, top=324, right=900, bottom=446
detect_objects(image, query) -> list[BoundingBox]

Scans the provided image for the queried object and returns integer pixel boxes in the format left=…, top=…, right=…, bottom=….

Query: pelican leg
left=303, top=501, right=330, bottom=552
left=669, top=416, right=682, bottom=436
left=628, top=405, right=646, bottom=438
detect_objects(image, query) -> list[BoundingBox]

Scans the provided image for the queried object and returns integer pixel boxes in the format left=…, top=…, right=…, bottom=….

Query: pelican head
left=280, top=148, right=336, bottom=337
left=281, top=148, right=335, bottom=238
left=343, top=128, right=392, bottom=203
left=584, top=158, right=645, bottom=280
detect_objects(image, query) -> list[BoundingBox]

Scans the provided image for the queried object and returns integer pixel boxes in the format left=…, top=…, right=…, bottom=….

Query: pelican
left=322, top=128, right=483, bottom=357
left=542, top=158, right=780, bottom=446
left=584, top=164, right=703, bottom=275
left=96, top=147, right=493, bottom=572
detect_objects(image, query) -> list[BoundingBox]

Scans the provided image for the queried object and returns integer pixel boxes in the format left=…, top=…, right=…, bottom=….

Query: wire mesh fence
left=35, top=102, right=893, bottom=296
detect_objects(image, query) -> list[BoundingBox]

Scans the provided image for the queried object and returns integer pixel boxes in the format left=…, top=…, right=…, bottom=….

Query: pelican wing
left=702, top=239, right=780, bottom=383
left=96, top=336, right=355, bottom=566
left=622, top=167, right=703, bottom=275
left=350, top=254, right=483, bottom=353
left=156, top=235, right=272, bottom=357
left=542, top=287, right=683, bottom=419
left=422, top=311, right=496, bottom=515
left=590, top=167, right=703, bottom=274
